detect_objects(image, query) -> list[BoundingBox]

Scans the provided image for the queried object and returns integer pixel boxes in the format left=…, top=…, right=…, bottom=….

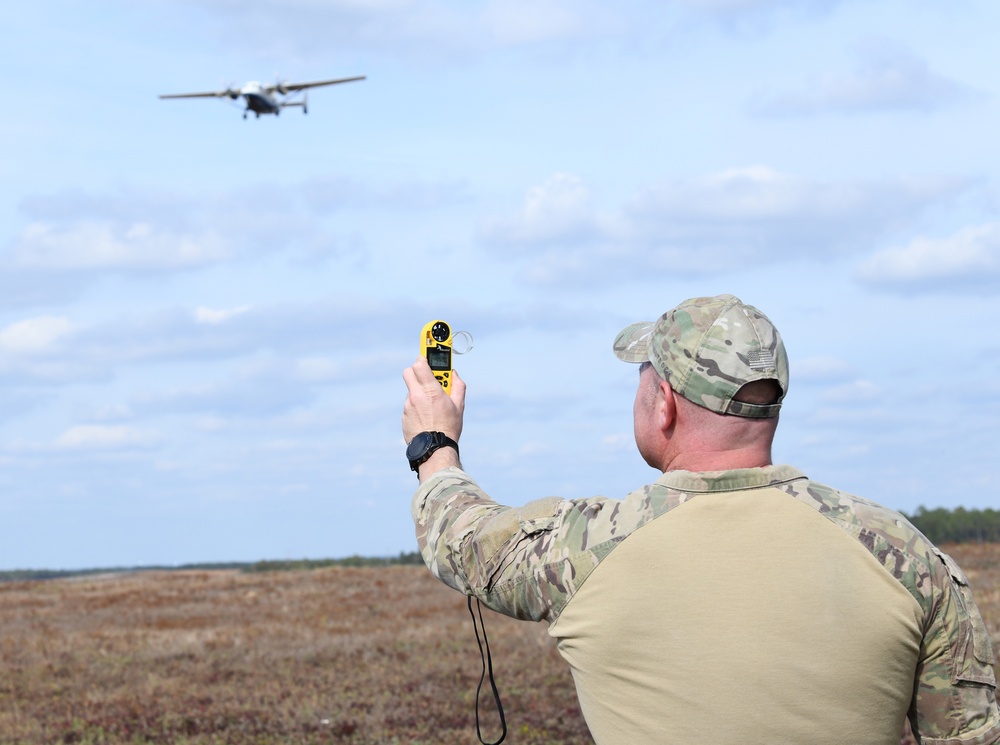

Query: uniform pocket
left=933, top=547, right=996, bottom=688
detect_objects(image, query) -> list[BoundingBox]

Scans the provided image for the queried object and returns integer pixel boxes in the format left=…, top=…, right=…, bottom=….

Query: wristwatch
left=406, top=431, right=459, bottom=473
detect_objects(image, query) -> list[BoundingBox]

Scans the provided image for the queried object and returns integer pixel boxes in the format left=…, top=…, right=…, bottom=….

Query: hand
left=402, top=356, right=466, bottom=445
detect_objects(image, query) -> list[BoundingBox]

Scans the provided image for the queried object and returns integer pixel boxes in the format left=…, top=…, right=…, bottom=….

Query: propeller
left=219, top=82, right=243, bottom=111
left=219, top=80, right=241, bottom=99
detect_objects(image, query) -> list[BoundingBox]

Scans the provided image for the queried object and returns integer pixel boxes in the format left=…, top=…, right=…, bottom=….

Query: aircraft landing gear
left=243, top=112, right=248, bottom=120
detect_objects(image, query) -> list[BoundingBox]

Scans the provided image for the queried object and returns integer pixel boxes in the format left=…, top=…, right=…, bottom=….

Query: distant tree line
left=8, top=511, right=1000, bottom=583
left=244, top=551, right=424, bottom=573
left=0, top=551, right=425, bottom=583
left=0, top=562, right=250, bottom=583
left=901, top=506, right=1000, bottom=545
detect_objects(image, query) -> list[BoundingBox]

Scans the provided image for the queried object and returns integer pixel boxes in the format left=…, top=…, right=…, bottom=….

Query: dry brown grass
left=0, top=565, right=586, bottom=744
left=1, top=543, right=997, bottom=744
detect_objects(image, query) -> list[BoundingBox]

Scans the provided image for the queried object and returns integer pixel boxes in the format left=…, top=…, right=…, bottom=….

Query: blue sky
left=2, top=0, right=998, bottom=570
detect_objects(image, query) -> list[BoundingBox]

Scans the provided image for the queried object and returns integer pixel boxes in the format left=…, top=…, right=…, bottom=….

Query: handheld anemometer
left=420, top=320, right=454, bottom=395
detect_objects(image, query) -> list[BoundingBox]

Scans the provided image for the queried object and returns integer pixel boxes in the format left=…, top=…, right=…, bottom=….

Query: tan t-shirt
left=552, top=486, right=921, bottom=744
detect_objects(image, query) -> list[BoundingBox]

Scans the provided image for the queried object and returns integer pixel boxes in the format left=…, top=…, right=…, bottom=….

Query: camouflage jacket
left=413, top=465, right=1000, bottom=744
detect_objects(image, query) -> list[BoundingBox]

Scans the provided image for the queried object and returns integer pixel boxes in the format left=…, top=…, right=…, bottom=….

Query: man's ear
left=657, top=380, right=676, bottom=433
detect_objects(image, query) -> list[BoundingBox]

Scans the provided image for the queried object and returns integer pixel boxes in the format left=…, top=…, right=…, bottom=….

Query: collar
left=656, top=464, right=808, bottom=493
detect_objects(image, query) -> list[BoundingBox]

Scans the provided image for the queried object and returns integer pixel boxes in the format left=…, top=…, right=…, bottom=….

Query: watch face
left=406, top=431, right=457, bottom=472
left=406, top=432, right=435, bottom=461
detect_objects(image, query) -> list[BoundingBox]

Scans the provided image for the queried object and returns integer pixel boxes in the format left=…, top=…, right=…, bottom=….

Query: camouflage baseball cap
left=613, top=294, right=788, bottom=418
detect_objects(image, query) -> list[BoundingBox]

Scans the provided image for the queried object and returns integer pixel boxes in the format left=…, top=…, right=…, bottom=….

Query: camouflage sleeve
left=411, top=466, right=623, bottom=623
left=911, top=547, right=1000, bottom=744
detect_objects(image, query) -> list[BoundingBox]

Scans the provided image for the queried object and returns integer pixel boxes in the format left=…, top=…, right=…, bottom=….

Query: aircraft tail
left=281, top=93, right=308, bottom=115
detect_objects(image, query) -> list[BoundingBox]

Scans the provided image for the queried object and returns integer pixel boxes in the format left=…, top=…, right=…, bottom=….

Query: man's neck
left=662, top=448, right=773, bottom=473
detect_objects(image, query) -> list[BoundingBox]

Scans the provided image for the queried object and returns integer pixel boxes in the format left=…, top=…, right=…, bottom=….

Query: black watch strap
left=406, top=431, right=459, bottom=473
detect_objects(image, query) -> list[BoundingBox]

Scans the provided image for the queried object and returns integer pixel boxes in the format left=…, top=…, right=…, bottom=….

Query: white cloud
left=631, top=165, right=854, bottom=220
left=810, top=406, right=895, bottom=426
left=819, top=379, right=882, bottom=404
left=298, top=174, right=470, bottom=211
left=480, top=168, right=969, bottom=285
left=482, top=0, right=597, bottom=45
left=6, top=177, right=465, bottom=282
left=194, top=306, right=253, bottom=325
left=13, top=220, right=232, bottom=271
left=130, top=378, right=316, bottom=420
left=176, top=0, right=616, bottom=60
left=90, top=403, right=134, bottom=422
left=600, top=433, right=634, bottom=452
left=294, top=357, right=344, bottom=383
left=793, top=355, right=854, bottom=383
left=750, top=42, right=977, bottom=116
left=54, top=425, right=161, bottom=451
left=0, top=297, right=494, bottom=388
left=667, top=0, right=849, bottom=33
left=480, top=172, right=604, bottom=248
left=0, top=316, right=74, bottom=354
left=855, top=223, right=1000, bottom=288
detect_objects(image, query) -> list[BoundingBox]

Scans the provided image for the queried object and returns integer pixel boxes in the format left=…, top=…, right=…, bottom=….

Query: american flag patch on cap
left=748, top=350, right=775, bottom=370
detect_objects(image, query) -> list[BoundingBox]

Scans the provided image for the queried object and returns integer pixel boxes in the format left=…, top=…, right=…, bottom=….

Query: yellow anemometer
left=420, top=320, right=454, bottom=395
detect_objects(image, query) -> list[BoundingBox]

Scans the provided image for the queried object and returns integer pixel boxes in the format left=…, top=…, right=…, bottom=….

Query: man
left=401, top=294, right=999, bottom=745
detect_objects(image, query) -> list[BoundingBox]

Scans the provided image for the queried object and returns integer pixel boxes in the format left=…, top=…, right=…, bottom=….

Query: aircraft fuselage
left=240, top=82, right=280, bottom=117
left=245, top=92, right=280, bottom=115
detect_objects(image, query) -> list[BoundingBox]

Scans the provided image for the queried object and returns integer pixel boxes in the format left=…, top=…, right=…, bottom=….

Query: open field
left=2, top=543, right=998, bottom=744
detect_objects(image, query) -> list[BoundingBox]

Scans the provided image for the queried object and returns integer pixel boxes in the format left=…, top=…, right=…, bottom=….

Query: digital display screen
left=427, top=347, right=451, bottom=370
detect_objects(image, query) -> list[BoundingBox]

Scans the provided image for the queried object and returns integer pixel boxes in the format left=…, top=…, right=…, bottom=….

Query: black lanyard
left=468, top=595, right=507, bottom=745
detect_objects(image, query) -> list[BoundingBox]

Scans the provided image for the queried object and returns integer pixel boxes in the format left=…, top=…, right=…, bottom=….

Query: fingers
left=450, top=368, right=466, bottom=414
left=404, top=356, right=462, bottom=403
left=401, top=359, right=420, bottom=395
left=401, top=357, right=465, bottom=444
left=403, top=356, right=435, bottom=391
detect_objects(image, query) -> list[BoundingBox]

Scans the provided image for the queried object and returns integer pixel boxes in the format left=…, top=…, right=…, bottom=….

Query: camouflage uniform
left=414, top=465, right=999, bottom=744
left=410, top=295, right=1000, bottom=744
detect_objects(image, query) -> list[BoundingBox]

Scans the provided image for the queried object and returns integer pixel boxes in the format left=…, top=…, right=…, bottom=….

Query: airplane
left=159, top=75, right=366, bottom=119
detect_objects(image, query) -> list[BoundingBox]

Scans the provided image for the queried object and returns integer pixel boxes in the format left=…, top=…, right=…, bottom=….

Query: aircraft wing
left=159, top=88, right=240, bottom=100
left=270, top=76, right=366, bottom=93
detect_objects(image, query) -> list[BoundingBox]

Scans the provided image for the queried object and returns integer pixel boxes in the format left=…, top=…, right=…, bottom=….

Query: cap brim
left=613, top=322, right=655, bottom=363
